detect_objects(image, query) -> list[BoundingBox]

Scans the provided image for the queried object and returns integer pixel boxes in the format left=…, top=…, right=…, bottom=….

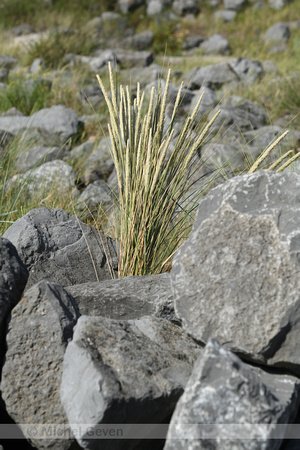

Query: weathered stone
left=66, top=272, right=179, bottom=323
left=0, top=55, right=18, bottom=69
left=123, top=64, right=168, bottom=86
left=118, top=0, right=146, bottom=14
left=268, top=0, right=293, bottom=10
left=3, top=207, right=118, bottom=289
left=14, top=145, right=66, bottom=172
left=208, top=103, right=267, bottom=133
left=76, top=179, right=113, bottom=211
left=60, top=314, right=201, bottom=449
left=188, top=86, right=218, bottom=120
left=1, top=281, right=80, bottom=450
left=78, top=84, right=104, bottom=109
left=7, top=160, right=78, bottom=200
left=224, top=0, right=247, bottom=10
left=185, top=58, right=263, bottom=90
left=0, top=105, right=79, bottom=146
left=200, top=33, right=231, bottom=55
left=164, top=338, right=300, bottom=450
left=214, top=9, right=237, bottom=21
left=171, top=170, right=300, bottom=374
left=0, top=238, right=28, bottom=361
left=264, top=22, right=291, bottom=45
left=114, top=48, right=154, bottom=68
left=122, top=30, right=153, bottom=50
left=82, top=136, right=114, bottom=184
left=172, top=0, right=200, bottom=16
left=201, top=142, right=246, bottom=173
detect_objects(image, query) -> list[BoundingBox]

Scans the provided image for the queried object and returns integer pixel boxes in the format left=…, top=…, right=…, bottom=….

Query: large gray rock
left=264, top=22, right=291, bottom=45
left=76, top=179, right=113, bottom=212
left=164, top=338, right=300, bottom=450
left=1, top=281, right=80, bottom=450
left=0, top=105, right=79, bottom=146
left=224, top=0, right=247, bottom=10
left=0, top=238, right=28, bottom=361
left=185, top=58, right=264, bottom=90
left=3, top=207, right=118, bottom=289
left=171, top=170, right=300, bottom=374
left=66, top=272, right=179, bottom=323
left=7, top=160, right=78, bottom=200
left=122, top=30, right=153, bottom=50
left=200, top=33, right=231, bottom=55
left=172, top=0, right=200, bottom=16
left=81, top=136, right=114, bottom=184
left=201, top=142, right=246, bottom=173
left=14, top=145, right=66, bottom=173
left=118, top=0, right=146, bottom=13
left=0, top=54, right=18, bottom=69
left=268, top=0, right=293, bottom=10
left=60, top=314, right=201, bottom=449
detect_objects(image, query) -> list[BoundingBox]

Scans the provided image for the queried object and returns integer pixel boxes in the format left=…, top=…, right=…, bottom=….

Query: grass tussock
left=97, top=63, right=221, bottom=277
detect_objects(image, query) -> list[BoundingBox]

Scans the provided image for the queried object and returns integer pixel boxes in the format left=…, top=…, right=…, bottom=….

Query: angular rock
left=208, top=103, right=267, bottom=133
left=66, top=272, right=179, bottom=323
left=185, top=58, right=263, bottom=90
left=122, top=30, right=153, bottom=50
left=1, top=281, right=80, bottom=450
left=224, top=0, right=247, bottom=10
left=264, top=22, right=291, bottom=45
left=76, top=179, right=113, bottom=211
left=78, top=84, right=104, bottom=109
left=188, top=86, right=218, bottom=120
left=60, top=314, right=202, bottom=449
left=172, top=0, right=200, bottom=16
left=214, top=9, right=237, bottom=22
left=200, top=33, right=231, bottom=55
left=164, top=338, right=300, bottom=450
left=14, top=145, right=66, bottom=172
left=268, top=0, right=293, bottom=10
left=123, top=64, right=168, bottom=86
left=7, top=160, right=78, bottom=200
left=201, top=142, right=246, bottom=173
left=171, top=170, right=300, bottom=374
left=3, top=207, right=118, bottom=289
left=0, top=105, right=79, bottom=146
left=147, top=0, right=172, bottom=15
left=118, top=0, right=146, bottom=14
left=0, top=55, right=18, bottom=70
left=114, top=48, right=154, bottom=68
left=81, top=136, right=114, bottom=184
left=0, top=238, right=28, bottom=362
left=182, top=34, right=205, bottom=50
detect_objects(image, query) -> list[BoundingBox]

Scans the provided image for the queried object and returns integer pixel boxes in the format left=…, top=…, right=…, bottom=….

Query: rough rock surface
left=164, top=338, right=300, bottom=450
left=3, top=207, right=118, bottom=289
left=0, top=238, right=28, bottom=361
left=66, top=272, right=179, bottom=323
left=171, top=170, right=300, bottom=374
left=60, top=314, right=202, bottom=449
left=1, top=280, right=80, bottom=450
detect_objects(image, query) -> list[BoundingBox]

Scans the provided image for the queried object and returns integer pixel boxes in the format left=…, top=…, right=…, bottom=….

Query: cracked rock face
left=171, top=170, right=300, bottom=374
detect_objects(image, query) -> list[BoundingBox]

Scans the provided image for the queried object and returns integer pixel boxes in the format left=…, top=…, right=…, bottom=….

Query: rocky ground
left=0, top=0, right=300, bottom=449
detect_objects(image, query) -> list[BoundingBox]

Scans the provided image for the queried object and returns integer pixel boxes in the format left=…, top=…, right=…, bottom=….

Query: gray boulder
left=268, top=0, right=293, bottom=10
left=147, top=0, right=172, bottom=15
left=264, top=22, right=291, bottom=45
left=201, top=142, right=246, bottom=173
left=1, top=281, right=80, bottom=450
left=114, top=48, right=154, bottom=68
left=66, top=272, right=179, bottom=323
left=200, top=33, right=231, bottom=55
left=172, top=0, right=200, bottom=16
left=214, top=9, right=237, bottom=21
left=78, top=84, right=104, bottom=109
left=60, top=314, right=202, bottom=449
left=208, top=103, right=267, bottom=133
left=0, top=105, right=79, bottom=146
left=14, top=145, right=66, bottom=173
left=0, top=238, right=28, bottom=360
left=81, top=136, right=114, bottom=184
left=188, top=86, right=218, bottom=120
left=122, top=30, right=154, bottom=50
left=185, top=58, right=264, bottom=90
left=224, top=0, right=247, bottom=10
left=0, top=54, right=18, bottom=69
left=7, top=159, right=78, bottom=200
left=76, top=179, right=113, bottom=212
left=3, top=207, right=118, bottom=289
left=171, top=170, right=300, bottom=374
left=164, top=338, right=300, bottom=450
left=123, top=64, right=169, bottom=86
left=118, top=0, right=146, bottom=13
